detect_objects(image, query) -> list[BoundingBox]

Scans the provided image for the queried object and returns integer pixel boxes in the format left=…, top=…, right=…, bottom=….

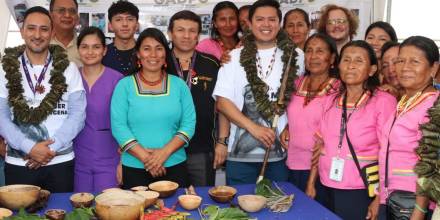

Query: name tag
left=329, top=157, right=345, bottom=182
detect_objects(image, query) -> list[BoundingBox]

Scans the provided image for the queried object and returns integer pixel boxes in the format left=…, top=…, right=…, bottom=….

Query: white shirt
left=213, top=46, right=304, bottom=162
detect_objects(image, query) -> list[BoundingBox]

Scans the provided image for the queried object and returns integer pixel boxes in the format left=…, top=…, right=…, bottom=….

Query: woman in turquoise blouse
left=111, top=28, right=196, bottom=188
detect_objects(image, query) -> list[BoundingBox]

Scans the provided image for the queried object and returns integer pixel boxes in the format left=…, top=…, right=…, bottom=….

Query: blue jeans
left=225, top=160, right=288, bottom=185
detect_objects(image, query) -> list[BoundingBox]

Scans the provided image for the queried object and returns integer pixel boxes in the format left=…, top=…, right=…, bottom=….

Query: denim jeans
left=225, top=159, right=288, bottom=185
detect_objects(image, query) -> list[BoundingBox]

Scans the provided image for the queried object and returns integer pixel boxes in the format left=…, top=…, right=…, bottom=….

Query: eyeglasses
left=327, top=19, right=347, bottom=25
left=52, top=7, right=77, bottom=16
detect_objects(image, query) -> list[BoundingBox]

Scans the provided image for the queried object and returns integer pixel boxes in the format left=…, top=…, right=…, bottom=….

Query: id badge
left=329, top=157, right=345, bottom=182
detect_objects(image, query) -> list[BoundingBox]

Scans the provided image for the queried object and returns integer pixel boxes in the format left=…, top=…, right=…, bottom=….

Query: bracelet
left=414, top=203, right=428, bottom=214
left=216, top=137, right=229, bottom=146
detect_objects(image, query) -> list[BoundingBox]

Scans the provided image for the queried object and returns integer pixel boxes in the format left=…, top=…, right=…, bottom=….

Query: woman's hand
left=220, top=50, right=231, bottom=64
left=366, top=196, right=380, bottom=220
left=116, top=162, right=123, bottom=186
left=379, top=84, right=399, bottom=97
left=280, top=126, right=289, bottom=150
left=305, top=182, right=316, bottom=199
left=311, top=135, right=324, bottom=168
left=144, top=148, right=172, bottom=172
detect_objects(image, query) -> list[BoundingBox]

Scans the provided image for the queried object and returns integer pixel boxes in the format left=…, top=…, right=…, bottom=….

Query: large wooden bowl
left=208, top=185, right=237, bottom=203
left=148, top=181, right=179, bottom=198
left=95, top=190, right=144, bottom=220
left=0, top=185, right=40, bottom=210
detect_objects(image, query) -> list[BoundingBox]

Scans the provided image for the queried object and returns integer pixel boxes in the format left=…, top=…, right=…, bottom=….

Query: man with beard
left=0, top=6, right=85, bottom=192
left=317, top=4, right=359, bottom=53
left=102, top=0, right=139, bottom=75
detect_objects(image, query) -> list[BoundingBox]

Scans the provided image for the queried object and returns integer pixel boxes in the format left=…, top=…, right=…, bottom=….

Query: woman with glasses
left=317, top=4, right=359, bottom=53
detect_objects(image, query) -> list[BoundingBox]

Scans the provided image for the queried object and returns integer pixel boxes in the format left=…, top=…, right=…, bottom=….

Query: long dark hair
left=210, top=1, right=240, bottom=42
left=338, top=40, right=380, bottom=96
left=303, top=33, right=339, bottom=78
left=132, top=28, right=171, bottom=75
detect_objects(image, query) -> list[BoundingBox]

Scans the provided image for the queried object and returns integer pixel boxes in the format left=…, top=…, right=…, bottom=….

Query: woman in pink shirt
left=307, top=41, right=396, bottom=220
left=196, top=1, right=240, bottom=60
left=280, top=33, right=339, bottom=202
left=377, top=36, right=439, bottom=220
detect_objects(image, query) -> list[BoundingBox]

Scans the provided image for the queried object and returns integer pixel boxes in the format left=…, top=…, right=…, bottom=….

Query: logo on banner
left=154, top=0, right=209, bottom=4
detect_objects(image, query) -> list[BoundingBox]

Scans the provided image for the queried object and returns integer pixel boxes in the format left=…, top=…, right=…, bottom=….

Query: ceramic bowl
left=95, top=190, right=145, bottom=220
left=70, top=192, right=94, bottom=208
left=178, top=195, right=202, bottom=210
left=0, top=208, right=12, bottom=219
left=208, top=186, right=237, bottom=203
left=0, top=184, right=41, bottom=210
left=102, top=188, right=124, bottom=193
left=130, top=186, right=148, bottom=191
left=237, top=195, right=267, bottom=212
left=45, top=209, right=66, bottom=220
left=134, top=190, right=159, bottom=208
left=148, top=181, right=179, bottom=198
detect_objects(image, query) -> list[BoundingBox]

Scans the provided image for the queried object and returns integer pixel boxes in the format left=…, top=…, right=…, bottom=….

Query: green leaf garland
left=239, top=29, right=298, bottom=122
left=2, top=44, right=68, bottom=125
left=414, top=95, right=440, bottom=202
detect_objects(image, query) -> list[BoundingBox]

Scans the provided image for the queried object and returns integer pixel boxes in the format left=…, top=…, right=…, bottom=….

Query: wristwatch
left=216, top=137, right=229, bottom=146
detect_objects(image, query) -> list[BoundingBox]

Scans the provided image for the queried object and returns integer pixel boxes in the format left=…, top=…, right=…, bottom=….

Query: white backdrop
left=3, top=0, right=382, bottom=51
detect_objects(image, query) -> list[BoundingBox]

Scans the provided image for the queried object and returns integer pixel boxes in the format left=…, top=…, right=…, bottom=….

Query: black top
left=166, top=51, right=220, bottom=154
left=102, top=43, right=137, bottom=76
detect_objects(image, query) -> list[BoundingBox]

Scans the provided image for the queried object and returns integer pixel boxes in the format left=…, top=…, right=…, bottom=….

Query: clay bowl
left=102, top=188, right=124, bottom=193
left=70, top=192, right=94, bottom=208
left=134, top=190, right=159, bottom=208
left=178, top=195, right=202, bottom=210
left=130, top=186, right=148, bottom=191
left=45, top=209, right=66, bottom=220
left=0, top=184, right=41, bottom=210
left=148, top=181, right=179, bottom=198
left=0, top=208, right=12, bottom=219
left=208, top=186, right=237, bottom=203
left=237, top=195, right=267, bottom=212
left=95, top=190, right=145, bottom=220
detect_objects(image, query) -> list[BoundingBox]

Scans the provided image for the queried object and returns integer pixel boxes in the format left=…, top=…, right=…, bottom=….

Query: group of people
left=0, top=0, right=439, bottom=219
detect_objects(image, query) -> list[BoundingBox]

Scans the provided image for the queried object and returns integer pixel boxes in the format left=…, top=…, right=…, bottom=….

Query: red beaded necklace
left=138, top=70, right=164, bottom=86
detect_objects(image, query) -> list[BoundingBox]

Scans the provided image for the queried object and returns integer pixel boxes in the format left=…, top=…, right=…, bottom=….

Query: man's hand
left=29, top=139, right=55, bottom=165
left=25, top=159, right=42, bottom=170
left=248, top=123, right=275, bottom=148
left=213, top=143, right=228, bottom=169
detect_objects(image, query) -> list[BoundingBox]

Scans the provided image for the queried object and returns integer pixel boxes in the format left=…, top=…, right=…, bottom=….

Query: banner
left=9, top=0, right=372, bottom=40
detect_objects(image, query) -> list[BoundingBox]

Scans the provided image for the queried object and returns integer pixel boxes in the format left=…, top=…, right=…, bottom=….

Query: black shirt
left=102, top=43, right=137, bottom=75
left=166, top=51, right=220, bottom=154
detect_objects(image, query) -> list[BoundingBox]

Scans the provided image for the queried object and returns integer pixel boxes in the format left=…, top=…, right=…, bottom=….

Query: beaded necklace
left=397, top=85, right=431, bottom=116
left=256, top=47, right=278, bottom=79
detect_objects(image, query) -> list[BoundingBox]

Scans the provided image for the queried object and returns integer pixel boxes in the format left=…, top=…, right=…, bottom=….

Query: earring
left=163, top=63, right=167, bottom=69
left=137, top=60, right=142, bottom=68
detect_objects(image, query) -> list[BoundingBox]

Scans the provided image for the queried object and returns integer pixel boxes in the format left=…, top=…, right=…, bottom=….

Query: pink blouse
left=318, top=90, right=397, bottom=189
left=286, top=76, right=339, bottom=170
left=378, top=91, right=439, bottom=204
left=196, top=38, right=223, bottom=60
